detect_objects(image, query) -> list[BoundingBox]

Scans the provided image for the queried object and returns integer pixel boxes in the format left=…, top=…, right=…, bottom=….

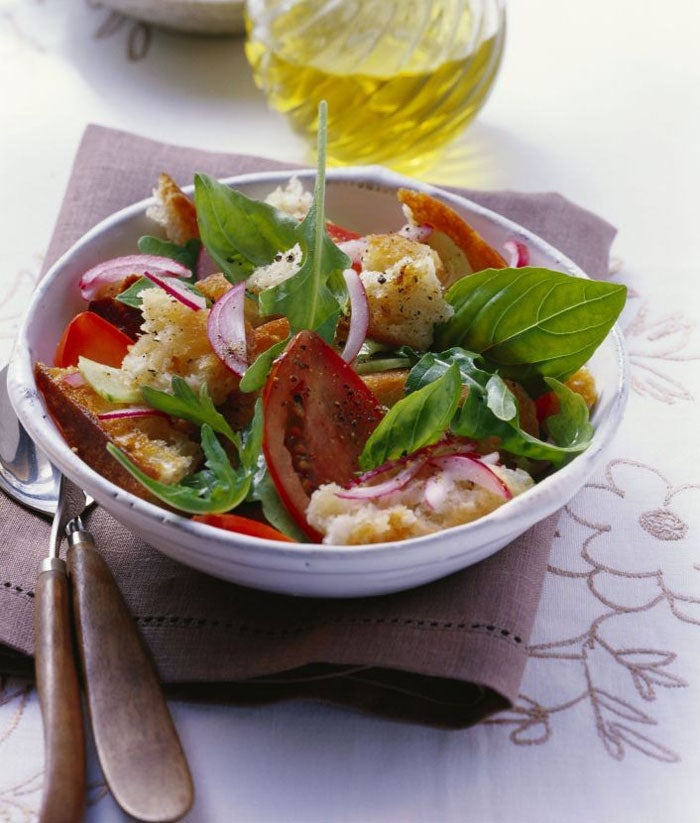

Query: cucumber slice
left=78, top=356, right=141, bottom=404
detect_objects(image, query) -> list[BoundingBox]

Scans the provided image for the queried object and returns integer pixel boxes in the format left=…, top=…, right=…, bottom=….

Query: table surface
left=2, top=1, right=700, bottom=820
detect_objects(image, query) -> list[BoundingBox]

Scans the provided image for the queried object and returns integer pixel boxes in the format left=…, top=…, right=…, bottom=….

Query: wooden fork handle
left=34, top=559, right=86, bottom=823
left=67, top=530, right=194, bottom=822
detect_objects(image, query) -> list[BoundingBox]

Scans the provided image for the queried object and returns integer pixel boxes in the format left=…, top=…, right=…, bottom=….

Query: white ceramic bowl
left=102, top=0, right=245, bottom=35
left=8, top=167, right=628, bottom=597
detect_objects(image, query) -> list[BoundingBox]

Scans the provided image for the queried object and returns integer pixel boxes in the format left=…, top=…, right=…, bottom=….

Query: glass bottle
left=245, top=0, right=506, bottom=172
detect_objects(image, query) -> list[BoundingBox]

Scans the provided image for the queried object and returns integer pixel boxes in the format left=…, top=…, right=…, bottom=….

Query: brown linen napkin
left=0, top=125, right=616, bottom=727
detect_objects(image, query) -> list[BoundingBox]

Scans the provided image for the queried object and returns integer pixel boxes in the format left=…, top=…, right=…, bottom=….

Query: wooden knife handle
left=67, top=532, right=194, bottom=822
left=34, top=560, right=86, bottom=823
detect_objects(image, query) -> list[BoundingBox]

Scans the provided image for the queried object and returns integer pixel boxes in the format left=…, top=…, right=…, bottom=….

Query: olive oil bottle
left=245, top=0, right=506, bottom=172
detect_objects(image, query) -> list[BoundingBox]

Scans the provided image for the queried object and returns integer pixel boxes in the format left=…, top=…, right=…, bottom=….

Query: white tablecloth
left=2, top=1, right=700, bottom=820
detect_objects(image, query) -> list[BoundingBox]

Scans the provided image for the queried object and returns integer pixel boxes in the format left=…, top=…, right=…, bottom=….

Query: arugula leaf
left=253, top=469, right=309, bottom=542
left=239, top=337, right=289, bottom=393
left=543, top=377, right=594, bottom=450
left=404, top=347, right=491, bottom=394
left=140, top=377, right=240, bottom=447
left=359, top=363, right=461, bottom=471
left=236, top=399, right=307, bottom=540
left=258, top=102, right=349, bottom=340
left=137, top=236, right=201, bottom=277
left=451, top=372, right=593, bottom=466
left=116, top=276, right=154, bottom=309
left=240, top=398, right=264, bottom=476
left=354, top=357, right=414, bottom=375
left=485, top=374, right=518, bottom=421
left=239, top=101, right=349, bottom=388
left=354, top=343, right=417, bottom=376
left=436, top=267, right=627, bottom=390
left=107, top=425, right=251, bottom=514
left=194, top=173, right=299, bottom=283
left=116, top=274, right=208, bottom=310
left=403, top=347, right=594, bottom=467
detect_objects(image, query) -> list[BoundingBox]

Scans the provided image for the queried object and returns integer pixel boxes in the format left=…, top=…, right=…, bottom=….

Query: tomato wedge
left=535, top=391, right=558, bottom=424
left=262, top=330, right=384, bottom=539
left=326, top=221, right=362, bottom=243
left=54, top=311, right=133, bottom=368
left=192, top=513, right=296, bottom=543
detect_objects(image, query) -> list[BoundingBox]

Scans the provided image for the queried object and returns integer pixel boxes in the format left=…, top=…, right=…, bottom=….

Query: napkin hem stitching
left=135, top=614, right=524, bottom=646
left=0, top=582, right=34, bottom=601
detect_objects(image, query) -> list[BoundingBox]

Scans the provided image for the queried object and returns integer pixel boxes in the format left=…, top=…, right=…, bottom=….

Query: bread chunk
left=35, top=364, right=201, bottom=502
left=146, top=173, right=199, bottom=245
left=360, top=234, right=453, bottom=350
left=264, top=176, right=313, bottom=220
left=360, top=370, right=408, bottom=408
left=398, top=189, right=507, bottom=286
left=307, top=464, right=534, bottom=545
left=121, top=288, right=238, bottom=406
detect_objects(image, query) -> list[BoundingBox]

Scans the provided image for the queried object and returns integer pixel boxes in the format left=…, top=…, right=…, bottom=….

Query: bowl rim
left=8, top=165, right=629, bottom=573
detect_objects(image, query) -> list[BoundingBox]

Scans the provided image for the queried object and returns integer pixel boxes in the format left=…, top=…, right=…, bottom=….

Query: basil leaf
left=107, top=425, right=250, bottom=514
left=543, top=377, right=594, bottom=450
left=436, top=267, right=627, bottom=389
left=137, top=236, right=201, bottom=278
left=258, top=103, right=349, bottom=340
left=359, top=362, right=461, bottom=471
left=141, top=377, right=240, bottom=447
left=194, top=173, right=299, bottom=283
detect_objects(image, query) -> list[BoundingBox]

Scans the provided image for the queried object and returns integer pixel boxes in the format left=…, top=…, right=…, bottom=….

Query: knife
left=60, top=475, right=194, bottom=821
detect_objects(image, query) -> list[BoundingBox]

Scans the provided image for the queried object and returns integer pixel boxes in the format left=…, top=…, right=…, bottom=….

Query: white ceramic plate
left=102, top=0, right=245, bottom=35
left=8, top=167, right=628, bottom=597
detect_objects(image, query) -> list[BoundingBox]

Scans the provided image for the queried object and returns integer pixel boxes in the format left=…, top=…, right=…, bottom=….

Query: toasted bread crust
left=397, top=189, right=507, bottom=273
left=149, top=173, right=199, bottom=245
left=35, top=364, right=201, bottom=504
left=360, top=370, right=408, bottom=408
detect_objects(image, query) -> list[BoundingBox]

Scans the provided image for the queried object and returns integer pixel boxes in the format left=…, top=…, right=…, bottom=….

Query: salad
left=35, top=113, right=626, bottom=546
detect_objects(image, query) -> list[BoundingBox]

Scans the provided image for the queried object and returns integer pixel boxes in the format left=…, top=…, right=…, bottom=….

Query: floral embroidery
left=624, top=303, right=699, bottom=404
left=0, top=679, right=43, bottom=819
left=488, top=459, right=700, bottom=762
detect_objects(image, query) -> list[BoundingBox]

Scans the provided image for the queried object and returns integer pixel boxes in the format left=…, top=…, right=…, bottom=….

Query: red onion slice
left=196, top=246, right=220, bottom=280
left=340, top=269, right=369, bottom=363
left=62, top=372, right=85, bottom=388
left=503, top=240, right=530, bottom=268
left=351, top=439, right=475, bottom=487
left=337, top=238, right=368, bottom=270
left=336, top=460, right=424, bottom=501
left=79, top=255, right=191, bottom=300
left=207, top=281, right=248, bottom=376
left=429, top=454, right=512, bottom=500
left=335, top=441, right=482, bottom=503
left=97, top=406, right=168, bottom=421
left=143, top=271, right=207, bottom=311
left=398, top=223, right=433, bottom=243
left=423, top=473, right=451, bottom=510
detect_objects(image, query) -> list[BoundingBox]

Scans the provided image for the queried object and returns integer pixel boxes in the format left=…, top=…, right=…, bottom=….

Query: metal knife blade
left=47, top=475, right=87, bottom=567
